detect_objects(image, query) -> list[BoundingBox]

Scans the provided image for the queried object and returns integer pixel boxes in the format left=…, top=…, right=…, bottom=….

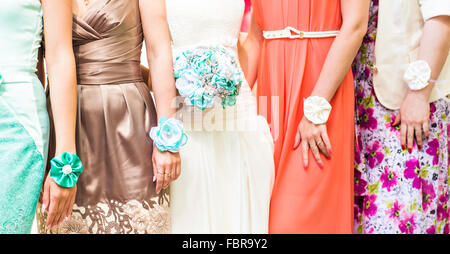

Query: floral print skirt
left=353, top=0, right=449, bottom=234
left=354, top=85, right=449, bottom=234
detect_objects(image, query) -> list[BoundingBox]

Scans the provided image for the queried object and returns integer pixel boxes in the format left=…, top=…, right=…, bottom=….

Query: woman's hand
left=152, top=148, right=181, bottom=194
left=294, top=117, right=332, bottom=169
left=392, top=91, right=431, bottom=152
left=41, top=174, right=77, bottom=231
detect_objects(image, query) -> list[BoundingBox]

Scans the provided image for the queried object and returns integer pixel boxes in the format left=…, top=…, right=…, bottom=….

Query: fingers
left=42, top=178, right=50, bottom=213
left=407, top=125, right=415, bottom=153
left=301, top=140, right=309, bottom=169
left=56, top=195, right=69, bottom=228
left=162, top=167, right=171, bottom=190
left=308, top=139, right=323, bottom=169
left=294, top=129, right=301, bottom=149
left=66, top=191, right=76, bottom=218
left=46, top=195, right=60, bottom=230
left=321, top=130, right=332, bottom=157
left=400, top=122, right=407, bottom=150
left=155, top=166, right=164, bottom=195
left=174, top=162, right=181, bottom=181
left=422, top=121, right=430, bottom=139
left=315, top=135, right=330, bottom=159
left=415, top=124, right=423, bottom=149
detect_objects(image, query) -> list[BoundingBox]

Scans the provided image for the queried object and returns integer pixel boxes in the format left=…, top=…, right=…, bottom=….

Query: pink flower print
left=364, top=227, right=374, bottom=234
left=366, top=141, right=384, bottom=168
left=363, top=194, right=378, bottom=217
left=404, top=158, right=421, bottom=189
left=421, top=181, right=436, bottom=212
left=358, top=105, right=378, bottom=130
left=386, top=200, right=404, bottom=223
left=425, top=138, right=440, bottom=166
left=380, top=166, right=398, bottom=191
left=429, top=103, right=436, bottom=121
left=399, top=213, right=417, bottom=234
left=437, top=194, right=448, bottom=221
left=355, top=170, right=367, bottom=196
left=355, top=134, right=363, bottom=164
left=354, top=204, right=361, bottom=223
left=386, top=113, right=400, bottom=133
left=426, top=225, right=436, bottom=234
left=444, top=224, right=449, bottom=234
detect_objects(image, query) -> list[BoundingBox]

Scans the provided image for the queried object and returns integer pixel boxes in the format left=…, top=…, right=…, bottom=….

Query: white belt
left=263, top=26, right=339, bottom=39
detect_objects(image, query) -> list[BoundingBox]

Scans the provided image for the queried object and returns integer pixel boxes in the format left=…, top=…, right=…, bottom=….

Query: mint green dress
left=0, top=0, right=49, bottom=234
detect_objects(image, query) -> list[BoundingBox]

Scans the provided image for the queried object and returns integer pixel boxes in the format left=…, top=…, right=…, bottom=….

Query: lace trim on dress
left=36, top=195, right=170, bottom=234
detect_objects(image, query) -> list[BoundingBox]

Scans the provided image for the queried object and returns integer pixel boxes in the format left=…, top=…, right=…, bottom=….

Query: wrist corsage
left=50, top=152, right=83, bottom=188
left=303, top=96, right=332, bottom=125
left=403, top=60, right=431, bottom=91
left=149, top=116, right=188, bottom=153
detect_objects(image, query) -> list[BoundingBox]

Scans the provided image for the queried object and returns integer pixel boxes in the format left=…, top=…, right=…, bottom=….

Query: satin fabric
left=37, top=0, right=169, bottom=234
left=73, top=0, right=159, bottom=207
left=253, top=0, right=355, bottom=233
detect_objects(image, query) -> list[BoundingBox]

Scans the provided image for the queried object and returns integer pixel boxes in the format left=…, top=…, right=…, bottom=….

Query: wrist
left=303, top=96, right=332, bottom=125
left=150, top=116, right=188, bottom=153
left=406, top=85, right=433, bottom=101
left=50, top=152, right=83, bottom=188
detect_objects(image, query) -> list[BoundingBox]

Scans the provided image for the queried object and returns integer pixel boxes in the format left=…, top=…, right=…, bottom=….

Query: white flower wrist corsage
left=403, top=60, right=431, bottom=91
left=149, top=117, right=188, bottom=153
left=303, top=96, right=332, bottom=125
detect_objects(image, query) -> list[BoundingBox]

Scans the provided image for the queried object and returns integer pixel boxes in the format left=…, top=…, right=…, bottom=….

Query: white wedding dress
left=166, top=0, right=275, bottom=234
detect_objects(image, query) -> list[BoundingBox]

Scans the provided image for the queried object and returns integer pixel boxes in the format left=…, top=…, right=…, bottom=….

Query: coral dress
left=253, top=0, right=355, bottom=233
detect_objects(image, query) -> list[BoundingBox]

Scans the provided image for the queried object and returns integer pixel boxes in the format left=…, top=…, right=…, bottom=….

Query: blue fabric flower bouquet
left=173, top=46, right=244, bottom=110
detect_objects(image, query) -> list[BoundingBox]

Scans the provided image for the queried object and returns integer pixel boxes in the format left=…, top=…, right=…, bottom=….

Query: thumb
left=392, top=112, right=401, bottom=126
left=42, top=177, right=51, bottom=213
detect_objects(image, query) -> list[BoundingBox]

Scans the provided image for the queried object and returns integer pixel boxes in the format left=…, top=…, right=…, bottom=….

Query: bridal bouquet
left=173, top=46, right=243, bottom=110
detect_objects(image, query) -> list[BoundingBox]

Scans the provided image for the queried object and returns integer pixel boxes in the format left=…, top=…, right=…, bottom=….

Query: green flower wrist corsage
left=50, top=152, right=83, bottom=188
left=150, top=117, right=188, bottom=153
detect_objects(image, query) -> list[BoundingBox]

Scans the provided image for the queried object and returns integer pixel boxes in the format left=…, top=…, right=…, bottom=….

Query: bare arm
left=393, top=15, right=450, bottom=151
left=139, top=0, right=181, bottom=194
left=295, top=0, right=370, bottom=168
left=41, top=0, right=78, bottom=230
left=309, top=0, right=370, bottom=101
left=239, top=8, right=262, bottom=89
left=140, top=0, right=176, bottom=119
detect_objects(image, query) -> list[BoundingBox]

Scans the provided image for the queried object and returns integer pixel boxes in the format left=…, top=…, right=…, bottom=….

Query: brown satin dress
left=36, top=0, right=169, bottom=234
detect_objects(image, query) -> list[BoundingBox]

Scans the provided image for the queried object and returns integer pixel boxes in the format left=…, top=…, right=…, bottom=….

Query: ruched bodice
left=73, top=0, right=143, bottom=85
left=35, top=0, right=168, bottom=234
left=0, top=0, right=42, bottom=82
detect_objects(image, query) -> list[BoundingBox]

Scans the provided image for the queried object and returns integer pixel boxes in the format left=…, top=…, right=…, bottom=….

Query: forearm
left=311, top=27, right=366, bottom=101
left=411, top=16, right=450, bottom=100
left=240, top=35, right=261, bottom=89
left=240, top=9, right=262, bottom=89
left=149, top=54, right=177, bottom=119
left=47, top=50, right=77, bottom=154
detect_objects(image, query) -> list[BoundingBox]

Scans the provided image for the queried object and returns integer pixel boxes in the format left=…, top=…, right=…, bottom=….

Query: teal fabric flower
left=150, top=117, right=187, bottom=153
left=0, top=72, right=4, bottom=86
left=50, top=152, right=83, bottom=188
left=173, top=46, right=243, bottom=110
